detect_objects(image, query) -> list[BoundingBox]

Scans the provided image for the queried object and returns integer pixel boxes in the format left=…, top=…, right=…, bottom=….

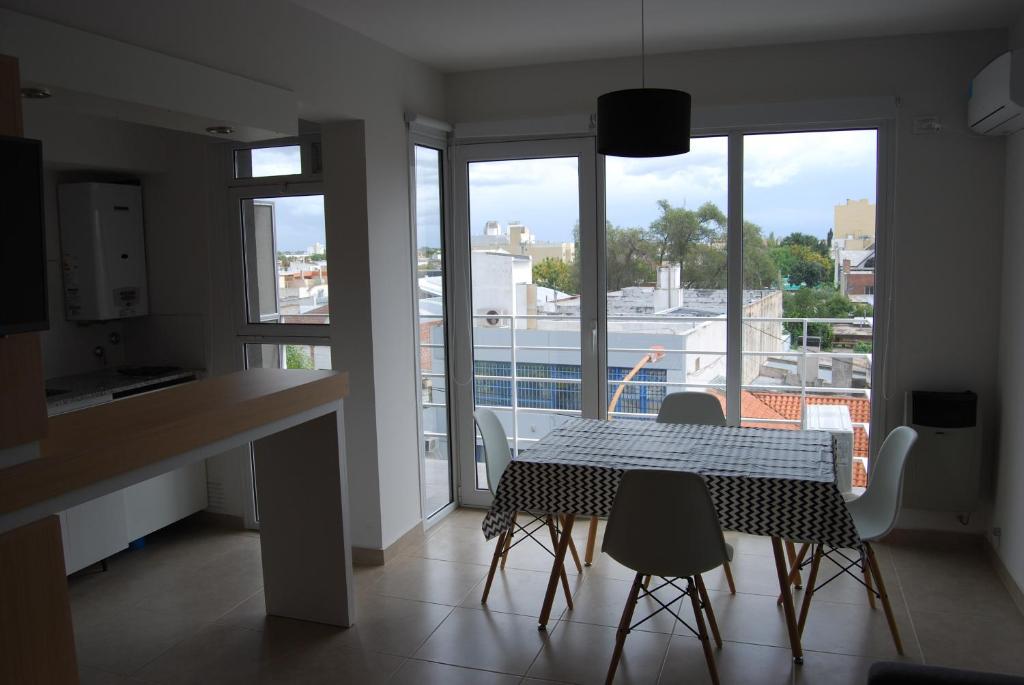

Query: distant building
left=836, top=248, right=875, bottom=304
left=470, top=220, right=575, bottom=264
left=833, top=198, right=875, bottom=251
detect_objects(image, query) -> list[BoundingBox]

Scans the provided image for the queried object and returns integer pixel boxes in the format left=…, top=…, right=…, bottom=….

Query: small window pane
left=245, top=343, right=331, bottom=370
left=234, top=145, right=302, bottom=178
left=241, top=194, right=328, bottom=324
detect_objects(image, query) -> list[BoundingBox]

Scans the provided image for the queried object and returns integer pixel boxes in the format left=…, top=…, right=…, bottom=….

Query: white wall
left=22, top=105, right=212, bottom=380
left=448, top=30, right=1008, bottom=529
left=994, top=13, right=1024, bottom=595
left=1, top=0, right=447, bottom=550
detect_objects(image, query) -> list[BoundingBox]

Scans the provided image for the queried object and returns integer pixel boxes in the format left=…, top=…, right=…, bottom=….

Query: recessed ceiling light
left=205, top=125, right=234, bottom=135
left=21, top=87, right=52, bottom=99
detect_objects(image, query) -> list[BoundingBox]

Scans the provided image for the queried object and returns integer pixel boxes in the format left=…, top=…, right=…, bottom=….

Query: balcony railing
left=417, top=311, right=872, bottom=488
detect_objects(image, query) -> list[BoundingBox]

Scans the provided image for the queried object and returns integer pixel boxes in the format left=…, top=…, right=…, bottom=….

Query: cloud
left=744, top=129, right=876, bottom=189
left=249, top=145, right=302, bottom=177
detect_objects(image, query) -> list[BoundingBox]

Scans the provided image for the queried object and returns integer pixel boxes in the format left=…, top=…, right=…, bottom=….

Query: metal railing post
left=509, top=314, right=519, bottom=455
left=800, top=319, right=809, bottom=429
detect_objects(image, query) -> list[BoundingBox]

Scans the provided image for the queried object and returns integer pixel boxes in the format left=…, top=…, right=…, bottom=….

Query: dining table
left=481, top=417, right=861, bottom=663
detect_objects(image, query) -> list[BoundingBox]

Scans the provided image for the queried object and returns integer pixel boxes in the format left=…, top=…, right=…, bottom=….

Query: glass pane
left=742, top=129, right=877, bottom=493
left=604, top=137, right=729, bottom=422
left=240, top=194, right=328, bottom=324
left=468, top=156, right=581, bottom=490
left=414, top=145, right=453, bottom=516
left=234, top=145, right=302, bottom=178
left=245, top=343, right=332, bottom=370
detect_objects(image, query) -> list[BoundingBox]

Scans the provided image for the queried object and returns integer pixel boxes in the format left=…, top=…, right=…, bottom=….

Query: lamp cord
left=641, top=0, right=646, bottom=87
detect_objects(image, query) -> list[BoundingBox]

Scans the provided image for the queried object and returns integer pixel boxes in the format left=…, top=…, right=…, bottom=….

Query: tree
left=533, top=258, right=578, bottom=294
left=771, top=243, right=833, bottom=288
left=781, top=232, right=829, bottom=257
left=782, top=286, right=872, bottom=350
left=285, top=345, right=314, bottom=369
left=606, top=225, right=657, bottom=291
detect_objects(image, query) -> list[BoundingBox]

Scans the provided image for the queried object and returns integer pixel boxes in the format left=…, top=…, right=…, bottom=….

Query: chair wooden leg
left=563, top=516, right=583, bottom=573
left=499, top=513, right=516, bottom=570
left=687, top=577, right=721, bottom=685
left=863, top=550, right=877, bottom=610
left=777, top=542, right=810, bottom=606
left=545, top=516, right=574, bottom=611
left=865, top=542, right=904, bottom=656
left=786, top=540, right=802, bottom=589
left=585, top=515, right=600, bottom=566
left=481, top=528, right=508, bottom=603
left=722, top=560, right=737, bottom=595
left=605, top=573, right=643, bottom=685
left=694, top=574, right=722, bottom=649
left=539, top=515, right=575, bottom=629
left=797, top=544, right=823, bottom=636
left=771, top=537, right=804, bottom=662
left=643, top=575, right=652, bottom=590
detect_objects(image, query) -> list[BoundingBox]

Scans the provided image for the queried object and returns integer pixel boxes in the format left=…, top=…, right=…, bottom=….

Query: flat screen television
left=0, top=136, right=48, bottom=335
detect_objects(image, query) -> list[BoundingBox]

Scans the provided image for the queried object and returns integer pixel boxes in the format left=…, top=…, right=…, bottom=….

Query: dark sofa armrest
left=869, top=662, right=1024, bottom=685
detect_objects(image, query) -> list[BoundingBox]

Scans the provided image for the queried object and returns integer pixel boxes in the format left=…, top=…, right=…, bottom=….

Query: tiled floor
left=71, top=510, right=1024, bottom=684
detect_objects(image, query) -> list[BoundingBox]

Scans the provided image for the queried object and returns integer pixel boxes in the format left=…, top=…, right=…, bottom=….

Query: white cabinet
left=62, top=491, right=129, bottom=574
left=60, top=462, right=207, bottom=575
left=123, top=462, right=208, bottom=541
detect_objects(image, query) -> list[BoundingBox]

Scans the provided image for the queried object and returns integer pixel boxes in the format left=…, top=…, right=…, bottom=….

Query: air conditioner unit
left=968, top=51, right=1024, bottom=135
left=476, top=308, right=509, bottom=328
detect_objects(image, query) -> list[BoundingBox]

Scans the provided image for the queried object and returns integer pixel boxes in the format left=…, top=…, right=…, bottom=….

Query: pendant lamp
left=597, top=0, right=691, bottom=157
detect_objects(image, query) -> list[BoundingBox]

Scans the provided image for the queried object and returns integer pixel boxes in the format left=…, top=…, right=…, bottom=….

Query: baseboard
left=352, top=522, right=425, bottom=567
left=985, top=538, right=1024, bottom=618
left=884, top=527, right=985, bottom=549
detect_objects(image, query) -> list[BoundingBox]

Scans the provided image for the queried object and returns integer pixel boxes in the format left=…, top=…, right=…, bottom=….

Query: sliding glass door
left=451, top=139, right=598, bottom=506
left=434, top=122, right=885, bottom=507
left=603, top=137, right=730, bottom=422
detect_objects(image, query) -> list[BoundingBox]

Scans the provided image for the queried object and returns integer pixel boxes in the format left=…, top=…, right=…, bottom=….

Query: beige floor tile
left=726, top=532, right=776, bottom=557
left=215, top=591, right=270, bottom=631
left=390, top=659, right=521, bottom=684
left=370, top=555, right=489, bottom=606
left=78, top=665, right=159, bottom=684
left=413, top=607, right=553, bottom=674
left=263, top=641, right=405, bottom=684
left=659, top=635, right=795, bottom=685
left=134, top=545, right=264, bottom=623
left=73, top=606, right=201, bottom=675
left=409, top=523, right=498, bottom=565
left=799, top=597, right=920, bottom=660
left=133, top=620, right=331, bottom=684
left=895, top=557, right=1021, bottom=620
left=465, top=565, right=578, bottom=619
left=433, top=507, right=488, bottom=532
left=563, top=574, right=678, bottom=634
left=913, top=609, right=1024, bottom=676
left=333, top=593, right=454, bottom=656
left=793, top=650, right=882, bottom=685
left=528, top=618, right=672, bottom=684
left=582, top=551, right=642, bottom=581
left=678, top=590, right=792, bottom=649
left=701, top=552, right=788, bottom=597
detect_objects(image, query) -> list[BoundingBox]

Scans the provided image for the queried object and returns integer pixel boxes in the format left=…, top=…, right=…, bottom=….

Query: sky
left=447, top=128, right=877, bottom=247
left=254, top=129, right=877, bottom=252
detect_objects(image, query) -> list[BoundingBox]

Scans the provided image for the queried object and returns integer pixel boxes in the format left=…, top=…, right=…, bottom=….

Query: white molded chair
left=475, top=409, right=581, bottom=606
left=655, top=393, right=736, bottom=594
left=657, top=391, right=728, bottom=427
left=603, top=470, right=729, bottom=685
left=793, top=426, right=918, bottom=655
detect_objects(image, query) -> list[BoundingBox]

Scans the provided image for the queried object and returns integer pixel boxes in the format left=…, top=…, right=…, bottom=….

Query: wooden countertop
left=0, top=369, right=348, bottom=517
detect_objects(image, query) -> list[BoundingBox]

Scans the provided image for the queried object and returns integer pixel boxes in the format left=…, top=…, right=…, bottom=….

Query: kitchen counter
left=45, top=366, right=201, bottom=414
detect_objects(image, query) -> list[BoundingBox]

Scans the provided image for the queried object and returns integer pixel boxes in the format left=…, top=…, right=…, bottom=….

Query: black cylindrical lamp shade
left=597, top=88, right=692, bottom=157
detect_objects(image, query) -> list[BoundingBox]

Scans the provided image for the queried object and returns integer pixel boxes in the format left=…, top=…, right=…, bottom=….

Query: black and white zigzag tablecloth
left=482, top=418, right=861, bottom=549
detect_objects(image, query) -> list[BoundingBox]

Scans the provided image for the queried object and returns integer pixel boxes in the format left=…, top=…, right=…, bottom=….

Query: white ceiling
left=289, top=0, right=1021, bottom=73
